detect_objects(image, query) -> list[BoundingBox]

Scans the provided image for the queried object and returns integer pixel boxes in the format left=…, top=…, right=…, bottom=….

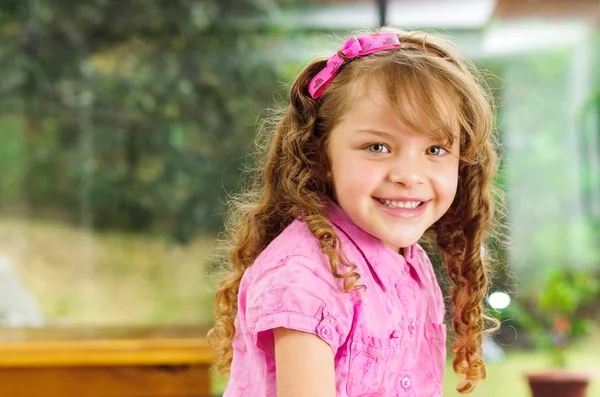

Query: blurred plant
left=0, top=0, right=283, bottom=243
left=504, top=268, right=599, bottom=367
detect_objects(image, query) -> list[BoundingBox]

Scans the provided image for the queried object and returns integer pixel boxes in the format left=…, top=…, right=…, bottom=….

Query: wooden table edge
left=0, top=338, right=218, bottom=368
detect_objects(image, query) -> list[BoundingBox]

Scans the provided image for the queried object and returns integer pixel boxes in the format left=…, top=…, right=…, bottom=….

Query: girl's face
left=328, top=84, right=460, bottom=253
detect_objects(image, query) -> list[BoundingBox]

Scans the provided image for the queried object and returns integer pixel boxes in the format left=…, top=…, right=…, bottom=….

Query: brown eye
left=367, top=144, right=389, bottom=153
left=426, top=146, right=447, bottom=156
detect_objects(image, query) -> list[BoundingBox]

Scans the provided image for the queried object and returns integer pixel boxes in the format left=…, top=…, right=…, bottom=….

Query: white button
left=408, top=321, right=417, bottom=333
left=401, top=376, right=412, bottom=389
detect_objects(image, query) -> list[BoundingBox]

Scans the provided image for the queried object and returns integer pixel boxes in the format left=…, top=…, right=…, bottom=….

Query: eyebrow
left=355, top=129, right=396, bottom=139
left=357, top=127, right=458, bottom=146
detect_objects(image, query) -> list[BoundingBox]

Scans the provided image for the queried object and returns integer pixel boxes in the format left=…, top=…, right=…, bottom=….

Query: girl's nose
left=388, top=156, right=425, bottom=189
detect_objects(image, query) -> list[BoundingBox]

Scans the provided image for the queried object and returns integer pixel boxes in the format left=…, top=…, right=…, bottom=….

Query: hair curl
left=208, top=27, right=504, bottom=394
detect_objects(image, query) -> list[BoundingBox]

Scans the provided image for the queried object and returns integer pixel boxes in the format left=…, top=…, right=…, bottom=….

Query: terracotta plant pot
left=526, top=371, right=591, bottom=397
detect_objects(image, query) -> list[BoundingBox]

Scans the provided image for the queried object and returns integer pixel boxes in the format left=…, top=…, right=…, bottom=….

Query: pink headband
left=308, top=33, right=402, bottom=99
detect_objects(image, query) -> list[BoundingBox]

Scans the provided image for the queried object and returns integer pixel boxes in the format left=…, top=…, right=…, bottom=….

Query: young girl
left=209, top=28, right=502, bottom=396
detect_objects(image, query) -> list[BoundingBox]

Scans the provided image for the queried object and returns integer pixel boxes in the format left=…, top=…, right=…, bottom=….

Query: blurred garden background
left=0, top=0, right=599, bottom=396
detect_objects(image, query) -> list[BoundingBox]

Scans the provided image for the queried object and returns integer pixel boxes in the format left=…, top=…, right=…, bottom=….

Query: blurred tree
left=0, top=0, right=280, bottom=242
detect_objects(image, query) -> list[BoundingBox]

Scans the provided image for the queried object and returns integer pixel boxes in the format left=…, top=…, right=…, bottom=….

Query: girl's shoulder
left=244, top=218, right=337, bottom=286
left=237, top=219, right=355, bottom=358
left=258, top=219, right=323, bottom=262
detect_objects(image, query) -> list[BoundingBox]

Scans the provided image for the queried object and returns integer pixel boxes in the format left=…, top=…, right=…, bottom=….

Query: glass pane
left=0, top=1, right=279, bottom=328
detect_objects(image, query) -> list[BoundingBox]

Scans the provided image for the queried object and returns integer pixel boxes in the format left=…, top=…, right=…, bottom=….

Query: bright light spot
left=488, top=291, right=510, bottom=310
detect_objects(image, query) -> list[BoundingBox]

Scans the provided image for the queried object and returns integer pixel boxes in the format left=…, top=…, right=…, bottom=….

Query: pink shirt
left=225, top=199, right=447, bottom=396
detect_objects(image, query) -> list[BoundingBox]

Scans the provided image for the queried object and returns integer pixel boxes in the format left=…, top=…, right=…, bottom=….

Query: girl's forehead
left=343, top=76, right=462, bottom=139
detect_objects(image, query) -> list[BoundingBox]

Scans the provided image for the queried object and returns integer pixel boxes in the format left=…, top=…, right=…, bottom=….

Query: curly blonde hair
left=208, top=27, right=504, bottom=394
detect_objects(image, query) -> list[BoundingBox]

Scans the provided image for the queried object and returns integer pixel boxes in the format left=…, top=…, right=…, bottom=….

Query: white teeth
left=380, top=199, right=422, bottom=209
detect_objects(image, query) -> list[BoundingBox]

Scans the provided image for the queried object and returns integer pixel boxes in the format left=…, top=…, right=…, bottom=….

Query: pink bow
left=308, top=33, right=401, bottom=99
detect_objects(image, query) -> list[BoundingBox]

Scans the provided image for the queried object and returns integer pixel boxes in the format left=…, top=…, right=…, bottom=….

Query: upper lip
left=375, top=196, right=428, bottom=202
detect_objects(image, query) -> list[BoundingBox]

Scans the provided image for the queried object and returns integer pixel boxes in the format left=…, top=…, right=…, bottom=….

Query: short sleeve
left=245, top=253, right=353, bottom=356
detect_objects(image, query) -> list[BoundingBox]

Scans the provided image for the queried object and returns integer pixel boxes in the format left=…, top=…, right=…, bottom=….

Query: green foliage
left=0, top=0, right=280, bottom=243
left=539, top=270, right=599, bottom=320
left=492, top=37, right=600, bottom=369
left=503, top=268, right=600, bottom=367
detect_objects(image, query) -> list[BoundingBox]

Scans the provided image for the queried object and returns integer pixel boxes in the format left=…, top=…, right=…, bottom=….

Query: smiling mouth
left=376, top=198, right=424, bottom=209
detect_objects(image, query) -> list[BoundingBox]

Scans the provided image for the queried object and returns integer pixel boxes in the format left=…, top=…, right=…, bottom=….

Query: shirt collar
left=323, top=196, right=421, bottom=281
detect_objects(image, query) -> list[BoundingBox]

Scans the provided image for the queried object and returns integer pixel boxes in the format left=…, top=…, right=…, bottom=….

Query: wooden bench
left=0, top=326, right=216, bottom=397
